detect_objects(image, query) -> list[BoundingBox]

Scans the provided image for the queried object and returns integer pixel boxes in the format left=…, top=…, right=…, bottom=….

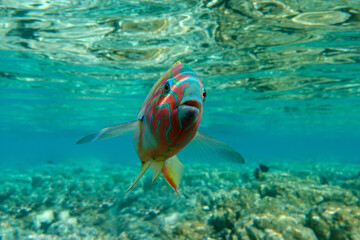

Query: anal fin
left=162, top=155, right=184, bottom=195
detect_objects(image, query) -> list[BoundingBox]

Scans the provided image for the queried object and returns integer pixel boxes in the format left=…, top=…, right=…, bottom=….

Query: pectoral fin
left=76, top=120, right=138, bottom=144
left=162, top=155, right=184, bottom=195
left=186, top=131, right=245, bottom=164
left=125, top=160, right=152, bottom=193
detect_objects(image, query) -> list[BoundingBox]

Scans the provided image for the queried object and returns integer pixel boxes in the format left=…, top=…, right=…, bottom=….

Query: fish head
left=176, top=76, right=204, bottom=129
left=158, top=64, right=206, bottom=131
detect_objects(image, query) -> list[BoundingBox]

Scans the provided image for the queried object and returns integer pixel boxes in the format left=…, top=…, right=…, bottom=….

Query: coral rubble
left=0, top=159, right=359, bottom=239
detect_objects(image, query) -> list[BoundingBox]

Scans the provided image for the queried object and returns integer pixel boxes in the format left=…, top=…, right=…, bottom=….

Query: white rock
left=34, top=210, right=55, bottom=230
left=164, top=213, right=179, bottom=226
left=58, top=210, right=70, bottom=221
left=66, top=217, right=78, bottom=225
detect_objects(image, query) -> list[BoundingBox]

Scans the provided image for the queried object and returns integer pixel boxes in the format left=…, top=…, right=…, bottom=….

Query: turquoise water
left=1, top=1, right=360, bottom=239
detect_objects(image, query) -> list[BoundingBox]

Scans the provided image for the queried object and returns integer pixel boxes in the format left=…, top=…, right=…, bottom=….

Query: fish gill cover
left=0, top=0, right=360, bottom=239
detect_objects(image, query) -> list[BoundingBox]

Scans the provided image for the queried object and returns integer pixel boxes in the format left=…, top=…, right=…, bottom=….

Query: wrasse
left=77, top=61, right=244, bottom=194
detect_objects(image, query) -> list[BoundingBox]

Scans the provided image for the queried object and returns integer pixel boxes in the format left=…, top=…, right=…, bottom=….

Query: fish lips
left=180, top=100, right=202, bottom=110
left=178, top=100, right=201, bottom=128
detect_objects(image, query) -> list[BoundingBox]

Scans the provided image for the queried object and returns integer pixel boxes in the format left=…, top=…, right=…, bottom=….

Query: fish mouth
left=180, top=100, right=201, bottom=110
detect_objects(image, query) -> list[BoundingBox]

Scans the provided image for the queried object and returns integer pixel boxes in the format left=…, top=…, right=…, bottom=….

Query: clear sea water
left=0, top=0, right=360, bottom=239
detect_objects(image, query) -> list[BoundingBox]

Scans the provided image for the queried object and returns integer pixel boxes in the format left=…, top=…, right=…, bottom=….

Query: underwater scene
left=1, top=0, right=360, bottom=239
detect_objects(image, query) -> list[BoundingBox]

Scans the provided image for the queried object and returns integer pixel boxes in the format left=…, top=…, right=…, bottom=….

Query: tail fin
left=150, top=161, right=165, bottom=183
left=125, top=156, right=184, bottom=194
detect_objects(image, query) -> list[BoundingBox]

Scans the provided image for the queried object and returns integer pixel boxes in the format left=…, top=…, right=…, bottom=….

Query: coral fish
left=259, top=163, right=269, bottom=172
left=77, top=61, right=244, bottom=194
left=254, top=168, right=262, bottom=180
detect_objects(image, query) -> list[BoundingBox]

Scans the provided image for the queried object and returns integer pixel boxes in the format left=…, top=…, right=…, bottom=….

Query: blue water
left=0, top=1, right=360, bottom=239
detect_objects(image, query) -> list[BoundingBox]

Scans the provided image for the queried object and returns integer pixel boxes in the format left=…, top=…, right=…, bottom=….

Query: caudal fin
left=162, top=155, right=184, bottom=195
left=150, top=161, right=165, bottom=183
left=126, top=156, right=184, bottom=194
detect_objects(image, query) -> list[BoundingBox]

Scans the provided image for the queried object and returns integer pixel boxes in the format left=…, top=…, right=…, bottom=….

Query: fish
left=77, top=61, right=245, bottom=194
left=320, top=176, right=329, bottom=185
left=259, top=163, right=269, bottom=172
left=254, top=168, right=262, bottom=180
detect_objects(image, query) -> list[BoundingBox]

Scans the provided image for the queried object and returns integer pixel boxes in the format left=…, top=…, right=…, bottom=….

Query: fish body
left=259, top=163, right=269, bottom=172
left=134, top=62, right=203, bottom=164
left=77, top=61, right=244, bottom=194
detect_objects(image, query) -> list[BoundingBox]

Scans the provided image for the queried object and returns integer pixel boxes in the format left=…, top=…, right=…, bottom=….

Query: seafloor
left=0, top=159, right=359, bottom=240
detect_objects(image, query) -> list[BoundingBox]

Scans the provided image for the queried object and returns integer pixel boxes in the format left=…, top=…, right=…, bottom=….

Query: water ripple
left=0, top=0, right=360, bottom=132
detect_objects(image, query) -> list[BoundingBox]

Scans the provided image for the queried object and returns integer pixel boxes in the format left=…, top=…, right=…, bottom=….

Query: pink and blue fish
left=77, top=61, right=244, bottom=194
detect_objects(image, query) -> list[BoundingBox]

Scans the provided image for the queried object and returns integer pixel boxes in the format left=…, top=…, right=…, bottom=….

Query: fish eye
left=202, top=89, right=207, bottom=102
left=164, top=81, right=170, bottom=93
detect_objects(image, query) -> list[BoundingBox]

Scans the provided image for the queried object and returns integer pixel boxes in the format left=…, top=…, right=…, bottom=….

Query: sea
left=0, top=1, right=359, bottom=239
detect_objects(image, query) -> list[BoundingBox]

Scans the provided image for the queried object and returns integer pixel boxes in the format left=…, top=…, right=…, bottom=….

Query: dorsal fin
left=171, top=60, right=182, bottom=68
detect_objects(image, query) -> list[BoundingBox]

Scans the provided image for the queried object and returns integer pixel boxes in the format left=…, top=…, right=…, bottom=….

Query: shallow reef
left=0, top=159, right=359, bottom=240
